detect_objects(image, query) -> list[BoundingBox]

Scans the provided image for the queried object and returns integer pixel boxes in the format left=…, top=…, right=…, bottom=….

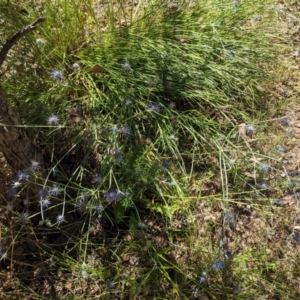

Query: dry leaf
left=65, top=282, right=72, bottom=290
left=66, top=107, right=83, bottom=123
left=238, top=123, right=247, bottom=139
left=90, top=64, right=103, bottom=74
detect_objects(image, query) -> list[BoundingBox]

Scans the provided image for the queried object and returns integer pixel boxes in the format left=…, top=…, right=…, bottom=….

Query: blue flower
left=106, top=190, right=119, bottom=202
left=30, top=160, right=40, bottom=172
left=292, top=232, right=300, bottom=242
left=123, top=62, right=131, bottom=71
left=106, top=190, right=125, bottom=203
left=38, top=187, right=48, bottom=198
left=96, top=204, right=104, bottom=214
left=51, top=69, right=64, bottom=81
left=258, top=162, right=270, bottom=173
left=15, top=211, right=29, bottom=225
left=138, top=221, right=147, bottom=229
left=111, top=125, right=119, bottom=135
left=225, top=250, right=233, bottom=259
left=76, top=199, right=88, bottom=213
left=17, top=171, right=30, bottom=181
left=211, top=260, right=225, bottom=270
left=149, top=102, right=160, bottom=113
left=72, top=62, right=80, bottom=70
left=124, top=98, right=132, bottom=105
left=162, top=160, right=171, bottom=169
left=224, top=211, right=236, bottom=227
left=114, top=152, right=123, bottom=162
left=119, top=125, right=131, bottom=137
left=7, top=188, right=17, bottom=197
left=47, top=114, right=60, bottom=125
left=105, top=280, right=116, bottom=289
left=245, top=124, right=255, bottom=136
left=198, top=272, right=207, bottom=284
left=40, top=198, right=51, bottom=208
left=36, top=38, right=46, bottom=47
left=56, top=214, right=66, bottom=224
left=11, top=181, right=21, bottom=189
left=277, top=145, right=286, bottom=153
left=282, top=118, right=290, bottom=126
left=258, top=182, right=268, bottom=189
left=228, top=49, right=235, bottom=58
left=93, top=174, right=103, bottom=184
left=49, top=185, right=60, bottom=196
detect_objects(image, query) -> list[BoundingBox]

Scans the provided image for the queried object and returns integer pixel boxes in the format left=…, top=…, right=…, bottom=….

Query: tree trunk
left=0, top=84, right=37, bottom=171
left=0, top=17, right=45, bottom=172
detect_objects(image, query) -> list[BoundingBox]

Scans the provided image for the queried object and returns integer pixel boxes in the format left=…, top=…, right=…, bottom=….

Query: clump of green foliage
left=2, top=0, right=295, bottom=299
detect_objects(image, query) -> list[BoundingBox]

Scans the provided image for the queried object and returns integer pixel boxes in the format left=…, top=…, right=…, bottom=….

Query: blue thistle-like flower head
left=38, top=187, right=48, bottom=198
left=40, top=198, right=51, bottom=208
left=105, top=280, right=116, bottom=289
left=106, top=190, right=119, bottom=202
left=229, top=48, right=235, bottom=57
left=93, top=174, right=102, bottom=184
left=292, top=232, right=300, bottom=242
left=49, top=185, right=60, bottom=196
left=258, top=162, right=270, bottom=173
left=198, top=272, right=207, bottom=284
left=36, top=38, right=46, bottom=47
left=30, top=160, right=40, bottom=172
left=224, top=211, right=236, bottom=227
left=149, top=102, right=160, bottom=113
left=119, top=125, right=131, bottom=137
left=138, top=221, right=147, bottom=229
left=245, top=124, right=255, bottom=136
left=105, top=190, right=126, bottom=203
left=7, top=188, right=17, bottom=197
left=277, top=145, right=286, bottom=153
left=96, top=204, right=105, bottom=214
left=11, top=181, right=22, bottom=189
left=162, top=160, right=171, bottom=169
left=56, top=214, right=66, bottom=224
left=47, top=114, right=60, bottom=125
left=123, top=62, right=131, bottom=71
left=258, top=182, right=268, bottom=189
left=72, top=62, right=80, bottom=70
left=225, top=250, right=233, bottom=259
left=15, top=211, right=29, bottom=225
left=211, top=260, right=225, bottom=270
left=111, top=125, right=119, bottom=135
left=124, top=99, right=132, bottom=105
left=17, top=171, right=30, bottom=181
left=282, top=118, right=290, bottom=126
left=51, top=69, right=64, bottom=81
left=76, top=199, right=88, bottom=213
left=114, top=152, right=123, bottom=162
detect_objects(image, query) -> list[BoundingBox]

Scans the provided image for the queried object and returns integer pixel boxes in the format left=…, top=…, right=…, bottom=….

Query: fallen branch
left=0, top=17, right=45, bottom=67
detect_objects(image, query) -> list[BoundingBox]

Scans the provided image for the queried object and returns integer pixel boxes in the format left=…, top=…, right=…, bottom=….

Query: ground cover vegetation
left=0, top=0, right=299, bottom=299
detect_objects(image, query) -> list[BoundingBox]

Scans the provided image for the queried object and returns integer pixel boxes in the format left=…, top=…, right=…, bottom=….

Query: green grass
left=2, top=0, right=300, bottom=299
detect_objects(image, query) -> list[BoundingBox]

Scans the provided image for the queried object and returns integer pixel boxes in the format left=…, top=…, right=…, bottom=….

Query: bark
left=0, top=85, right=36, bottom=171
left=0, top=17, right=45, bottom=172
